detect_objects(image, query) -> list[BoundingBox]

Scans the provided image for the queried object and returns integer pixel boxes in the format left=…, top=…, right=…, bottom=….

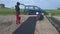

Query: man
left=15, top=2, right=21, bottom=24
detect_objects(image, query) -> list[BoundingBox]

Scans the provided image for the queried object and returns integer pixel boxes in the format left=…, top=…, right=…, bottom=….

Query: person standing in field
left=15, top=2, right=21, bottom=24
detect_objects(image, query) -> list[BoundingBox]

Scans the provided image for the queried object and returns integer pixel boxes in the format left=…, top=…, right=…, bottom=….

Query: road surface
left=0, top=15, right=59, bottom=34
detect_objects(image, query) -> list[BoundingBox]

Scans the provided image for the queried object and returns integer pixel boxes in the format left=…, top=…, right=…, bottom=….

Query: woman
left=15, top=2, right=21, bottom=24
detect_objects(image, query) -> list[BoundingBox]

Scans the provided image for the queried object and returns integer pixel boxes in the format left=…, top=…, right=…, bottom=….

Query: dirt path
left=53, top=16, right=60, bottom=21
left=0, top=15, right=59, bottom=34
left=0, top=15, right=36, bottom=34
left=35, top=16, right=59, bottom=34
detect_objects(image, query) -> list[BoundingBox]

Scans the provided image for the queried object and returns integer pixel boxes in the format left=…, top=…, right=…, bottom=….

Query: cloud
left=0, top=0, right=60, bottom=9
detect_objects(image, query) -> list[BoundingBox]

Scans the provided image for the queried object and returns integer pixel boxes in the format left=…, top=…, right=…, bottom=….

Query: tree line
left=0, top=4, right=5, bottom=8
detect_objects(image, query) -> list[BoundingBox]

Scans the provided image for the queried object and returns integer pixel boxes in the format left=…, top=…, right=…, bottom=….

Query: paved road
left=0, top=15, right=59, bottom=34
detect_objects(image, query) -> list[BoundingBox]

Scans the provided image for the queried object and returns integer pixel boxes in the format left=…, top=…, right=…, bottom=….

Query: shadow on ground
left=12, top=16, right=37, bottom=34
left=47, top=16, right=60, bottom=33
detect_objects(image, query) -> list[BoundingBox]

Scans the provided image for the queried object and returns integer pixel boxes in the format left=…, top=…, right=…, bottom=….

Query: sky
left=0, top=0, right=60, bottom=9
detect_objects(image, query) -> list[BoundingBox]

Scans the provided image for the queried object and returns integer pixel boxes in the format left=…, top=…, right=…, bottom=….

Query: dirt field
left=0, top=15, right=59, bottom=34
left=53, top=16, right=60, bottom=21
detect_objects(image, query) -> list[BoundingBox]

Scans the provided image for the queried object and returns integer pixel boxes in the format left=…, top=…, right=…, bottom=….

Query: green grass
left=0, top=8, right=60, bottom=15
left=46, top=9, right=60, bottom=15
left=0, top=8, right=24, bottom=15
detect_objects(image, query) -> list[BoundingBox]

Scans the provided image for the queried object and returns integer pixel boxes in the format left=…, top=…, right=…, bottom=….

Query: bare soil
left=0, top=15, right=59, bottom=34
left=53, top=16, right=60, bottom=21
